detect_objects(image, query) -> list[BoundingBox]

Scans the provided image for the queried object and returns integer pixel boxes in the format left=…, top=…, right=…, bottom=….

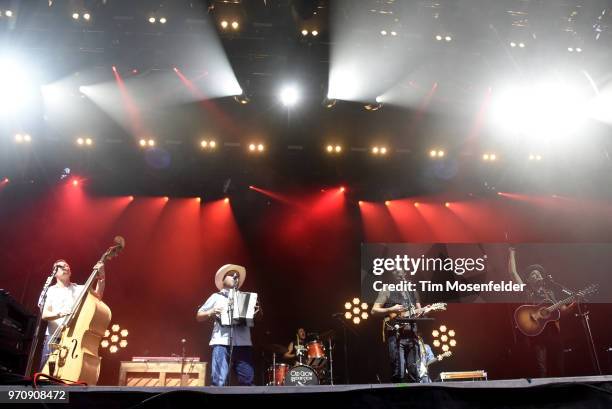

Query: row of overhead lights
left=220, top=20, right=239, bottom=30
left=509, top=41, right=526, bottom=48
left=301, top=29, right=319, bottom=36
left=148, top=16, right=168, bottom=24
left=14, top=133, right=32, bottom=144
left=75, top=13, right=169, bottom=24
left=380, top=30, right=398, bottom=36
left=0, top=179, right=542, bottom=209
left=0, top=9, right=14, bottom=18
left=482, top=153, right=497, bottom=161
left=76, top=137, right=93, bottom=146
left=430, top=149, right=544, bottom=162
left=361, top=201, right=451, bottom=208
left=72, top=12, right=91, bottom=21
left=11, top=135, right=545, bottom=161
left=435, top=34, right=453, bottom=42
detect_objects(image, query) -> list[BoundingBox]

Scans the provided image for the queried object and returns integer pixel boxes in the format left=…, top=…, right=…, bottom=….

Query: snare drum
left=284, top=364, right=319, bottom=386
left=306, top=340, right=326, bottom=367
left=266, top=363, right=289, bottom=385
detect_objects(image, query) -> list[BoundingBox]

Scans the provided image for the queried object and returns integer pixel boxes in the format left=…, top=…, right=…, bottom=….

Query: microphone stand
left=548, top=277, right=602, bottom=375
left=328, top=338, right=334, bottom=385
left=225, top=278, right=239, bottom=386
left=25, top=266, right=57, bottom=377
left=332, top=314, right=357, bottom=384
left=180, top=339, right=187, bottom=386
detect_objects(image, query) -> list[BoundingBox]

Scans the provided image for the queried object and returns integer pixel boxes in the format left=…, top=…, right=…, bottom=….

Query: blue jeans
left=211, top=345, right=254, bottom=386
left=387, top=334, right=419, bottom=383
left=40, top=335, right=50, bottom=371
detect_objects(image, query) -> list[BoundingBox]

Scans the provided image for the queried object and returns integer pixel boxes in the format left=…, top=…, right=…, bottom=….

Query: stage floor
left=2, top=375, right=612, bottom=408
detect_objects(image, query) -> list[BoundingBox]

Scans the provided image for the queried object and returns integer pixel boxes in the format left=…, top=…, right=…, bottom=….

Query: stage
left=2, top=376, right=612, bottom=408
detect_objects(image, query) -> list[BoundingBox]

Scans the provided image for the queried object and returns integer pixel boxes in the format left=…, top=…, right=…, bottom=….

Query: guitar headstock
left=428, top=302, right=447, bottom=312
left=438, top=350, right=452, bottom=360
left=578, top=284, right=599, bottom=298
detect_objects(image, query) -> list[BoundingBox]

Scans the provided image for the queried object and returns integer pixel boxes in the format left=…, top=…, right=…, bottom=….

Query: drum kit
left=264, top=331, right=334, bottom=386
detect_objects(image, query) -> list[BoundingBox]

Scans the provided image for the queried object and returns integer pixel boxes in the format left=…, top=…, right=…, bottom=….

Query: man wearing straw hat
left=196, top=264, right=255, bottom=386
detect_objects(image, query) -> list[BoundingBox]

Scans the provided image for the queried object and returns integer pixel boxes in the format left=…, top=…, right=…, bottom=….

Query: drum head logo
left=285, top=366, right=318, bottom=386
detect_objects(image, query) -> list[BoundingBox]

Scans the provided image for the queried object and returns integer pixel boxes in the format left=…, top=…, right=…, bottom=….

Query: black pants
left=527, top=324, right=564, bottom=378
left=387, top=333, right=420, bottom=383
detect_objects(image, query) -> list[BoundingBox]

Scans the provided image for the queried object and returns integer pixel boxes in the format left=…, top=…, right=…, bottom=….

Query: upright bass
left=42, top=236, right=125, bottom=384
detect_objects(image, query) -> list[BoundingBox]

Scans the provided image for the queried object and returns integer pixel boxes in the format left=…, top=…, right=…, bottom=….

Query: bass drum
left=284, top=364, right=319, bottom=386
left=266, top=363, right=289, bottom=386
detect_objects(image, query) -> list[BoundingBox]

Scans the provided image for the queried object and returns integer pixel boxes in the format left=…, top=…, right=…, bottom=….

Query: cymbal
left=261, top=344, right=288, bottom=354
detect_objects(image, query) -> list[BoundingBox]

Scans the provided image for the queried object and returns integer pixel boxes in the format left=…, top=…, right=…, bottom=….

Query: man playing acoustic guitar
left=508, top=247, right=575, bottom=378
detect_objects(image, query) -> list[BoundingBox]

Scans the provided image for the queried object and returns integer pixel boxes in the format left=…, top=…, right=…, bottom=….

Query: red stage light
left=224, top=197, right=230, bottom=203
left=445, top=202, right=450, bottom=208
left=129, top=196, right=134, bottom=202
left=2, top=178, right=8, bottom=183
left=249, top=185, right=254, bottom=189
left=340, top=186, right=346, bottom=192
left=163, top=196, right=169, bottom=202
left=414, top=202, right=420, bottom=207
left=196, top=197, right=202, bottom=203
left=385, top=201, right=390, bottom=206
left=112, top=66, right=117, bottom=72
left=358, top=201, right=363, bottom=205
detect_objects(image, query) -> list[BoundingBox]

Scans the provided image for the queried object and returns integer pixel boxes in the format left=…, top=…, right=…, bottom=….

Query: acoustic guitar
left=514, top=284, right=598, bottom=336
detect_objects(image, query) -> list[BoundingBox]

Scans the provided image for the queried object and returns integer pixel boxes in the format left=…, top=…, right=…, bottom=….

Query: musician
left=508, top=247, right=574, bottom=377
left=416, top=339, right=436, bottom=383
left=371, top=269, right=423, bottom=383
left=39, top=259, right=105, bottom=369
left=196, top=264, right=255, bottom=386
left=283, top=327, right=307, bottom=362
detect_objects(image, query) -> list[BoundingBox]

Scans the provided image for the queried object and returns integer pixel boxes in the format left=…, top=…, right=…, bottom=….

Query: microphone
left=231, top=272, right=240, bottom=289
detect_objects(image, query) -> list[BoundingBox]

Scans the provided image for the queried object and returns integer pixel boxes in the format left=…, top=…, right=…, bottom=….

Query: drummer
left=283, top=327, right=307, bottom=363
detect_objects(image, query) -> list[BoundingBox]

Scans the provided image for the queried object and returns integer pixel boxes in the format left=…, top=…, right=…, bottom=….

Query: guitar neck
left=64, top=250, right=112, bottom=328
left=546, top=293, right=579, bottom=312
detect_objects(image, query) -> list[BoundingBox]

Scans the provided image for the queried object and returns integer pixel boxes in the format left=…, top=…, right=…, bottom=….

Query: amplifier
left=0, top=290, right=36, bottom=376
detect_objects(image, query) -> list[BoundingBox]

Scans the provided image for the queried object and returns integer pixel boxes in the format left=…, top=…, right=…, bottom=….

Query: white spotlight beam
left=328, top=0, right=413, bottom=103
left=0, top=56, right=39, bottom=118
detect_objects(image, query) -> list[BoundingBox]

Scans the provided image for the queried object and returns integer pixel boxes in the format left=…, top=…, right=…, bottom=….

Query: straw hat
left=214, top=264, right=246, bottom=291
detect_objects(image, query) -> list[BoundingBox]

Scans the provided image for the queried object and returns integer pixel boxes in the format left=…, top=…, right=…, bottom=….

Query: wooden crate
left=118, top=360, right=207, bottom=386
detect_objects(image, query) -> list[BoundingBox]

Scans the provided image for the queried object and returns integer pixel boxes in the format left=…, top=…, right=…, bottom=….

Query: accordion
left=220, top=291, right=258, bottom=327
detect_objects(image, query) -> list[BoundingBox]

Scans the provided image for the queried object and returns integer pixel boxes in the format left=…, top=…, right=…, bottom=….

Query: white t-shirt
left=43, top=283, right=84, bottom=336
left=198, top=290, right=252, bottom=346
